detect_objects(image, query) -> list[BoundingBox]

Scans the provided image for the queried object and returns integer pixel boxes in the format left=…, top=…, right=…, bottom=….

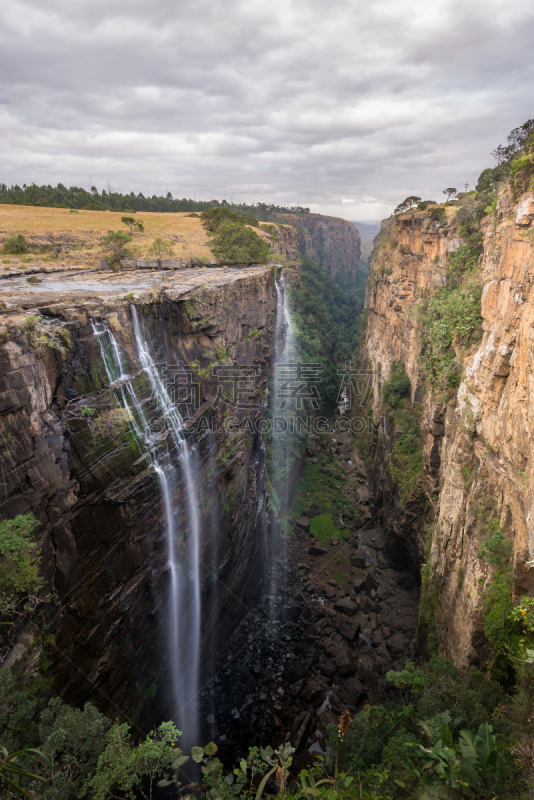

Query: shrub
left=200, top=207, right=259, bottom=232
left=209, top=221, right=270, bottom=264
left=428, top=206, right=446, bottom=223
left=21, top=314, right=69, bottom=353
left=36, top=698, right=111, bottom=800
left=477, top=524, right=514, bottom=569
left=418, top=281, right=483, bottom=391
left=90, top=408, right=133, bottom=444
left=417, top=656, right=506, bottom=729
left=148, top=237, right=175, bottom=260
left=0, top=670, right=112, bottom=800
left=382, top=360, right=411, bottom=409
left=0, top=513, right=42, bottom=615
left=100, top=230, right=131, bottom=265
left=389, top=420, right=424, bottom=501
left=447, top=233, right=484, bottom=282
left=477, top=523, right=519, bottom=682
left=3, top=234, right=28, bottom=253
left=89, top=720, right=180, bottom=800
left=510, top=153, right=534, bottom=197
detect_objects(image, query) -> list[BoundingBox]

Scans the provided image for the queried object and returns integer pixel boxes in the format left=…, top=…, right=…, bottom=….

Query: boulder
left=317, top=708, right=338, bottom=728
left=339, top=676, right=366, bottom=706
left=375, top=642, right=390, bottom=662
left=306, top=679, right=326, bottom=705
left=334, top=651, right=356, bottom=676
left=334, top=597, right=357, bottom=616
left=284, top=659, right=307, bottom=682
left=353, top=613, right=369, bottom=630
left=337, top=615, right=361, bottom=641
left=308, top=544, right=328, bottom=556
left=318, top=654, right=335, bottom=677
left=371, top=628, right=383, bottom=647
left=386, top=633, right=410, bottom=657
left=291, top=711, right=313, bottom=750
left=284, top=603, right=301, bottom=622
left=296, top=517, right=310, bottom=531
left=350, top=550, right=368, bottom=569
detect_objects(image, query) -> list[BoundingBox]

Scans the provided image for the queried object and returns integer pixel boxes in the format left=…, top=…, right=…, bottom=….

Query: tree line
left=0, top=182, right=310, bottom=219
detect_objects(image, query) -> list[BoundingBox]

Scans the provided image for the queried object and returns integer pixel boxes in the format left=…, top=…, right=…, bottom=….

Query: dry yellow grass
left=0, top=204, right=215, bottom=267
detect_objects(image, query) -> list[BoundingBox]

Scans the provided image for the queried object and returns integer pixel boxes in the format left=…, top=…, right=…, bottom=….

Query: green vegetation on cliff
left=382, top=361, right=425, bottom=503
left=1, top=655, right=527, bottom=800
left=208, top=222, right=270, bottom=265
left=0, top=513, right=42, bottom=616
left=293, top=255, right=367, bottom=411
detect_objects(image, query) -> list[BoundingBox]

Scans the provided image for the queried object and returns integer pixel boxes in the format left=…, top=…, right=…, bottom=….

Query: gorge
left=1, top=156, right=534, bottom=799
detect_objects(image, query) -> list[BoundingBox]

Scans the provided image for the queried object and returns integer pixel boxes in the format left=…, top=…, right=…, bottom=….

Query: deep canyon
left=1, top=178, right=534, bottom=797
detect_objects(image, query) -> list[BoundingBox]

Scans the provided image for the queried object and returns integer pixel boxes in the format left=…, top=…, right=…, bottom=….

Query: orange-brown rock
left=365, top=191, right=534, bottom=670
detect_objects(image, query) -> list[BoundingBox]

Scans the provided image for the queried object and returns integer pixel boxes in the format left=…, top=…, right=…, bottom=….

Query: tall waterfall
left=274, top=275, right=295, bottom=365
left=92, top=312, right=201, bottom=748
left=267, top=275, right=297, bottom=612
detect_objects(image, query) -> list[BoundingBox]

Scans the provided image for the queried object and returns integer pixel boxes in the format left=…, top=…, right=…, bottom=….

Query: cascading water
left=130, top=307, right=201, bottom=750
left=91, top=313, right=201, bottom=748
left=274, top=275, right=296, bottom=365
left=267, top=274, right=297, bottom=615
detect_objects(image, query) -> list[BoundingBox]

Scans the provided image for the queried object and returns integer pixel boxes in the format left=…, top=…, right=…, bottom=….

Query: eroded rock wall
left=275, top=213, right=361, bottom=281
left=364, top=191, right=534, bottom=669
left=0, top=264, right=293, bottom=724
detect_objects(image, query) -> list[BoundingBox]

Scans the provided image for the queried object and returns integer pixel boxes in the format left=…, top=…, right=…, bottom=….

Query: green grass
left=290, top=457, right=358, bottom=521
left=309, top=514, right=345, bottom=544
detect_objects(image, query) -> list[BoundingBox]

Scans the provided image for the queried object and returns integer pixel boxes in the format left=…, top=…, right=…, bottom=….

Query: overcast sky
left=1, top=0, right=533, bottom=221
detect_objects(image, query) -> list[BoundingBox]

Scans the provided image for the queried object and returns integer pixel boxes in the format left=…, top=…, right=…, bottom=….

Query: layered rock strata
left=275, top=213, right=361, bottom=281
left=0, top=253, right=298, bottom=724
left=365, top=190, right=534, bottom=669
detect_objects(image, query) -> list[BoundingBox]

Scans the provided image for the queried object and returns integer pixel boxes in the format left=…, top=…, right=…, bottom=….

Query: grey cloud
left=1, top=0, right=533, bottom=219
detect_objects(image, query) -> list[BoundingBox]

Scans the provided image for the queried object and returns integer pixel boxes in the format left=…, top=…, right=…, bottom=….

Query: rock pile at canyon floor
left=207, top=444, right=419, bottom=767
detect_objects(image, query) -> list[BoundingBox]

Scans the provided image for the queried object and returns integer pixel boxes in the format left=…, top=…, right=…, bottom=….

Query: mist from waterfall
left=91, top=313, right=201, bottom=749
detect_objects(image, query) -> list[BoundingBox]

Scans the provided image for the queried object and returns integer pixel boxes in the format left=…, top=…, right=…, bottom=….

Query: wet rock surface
left=205, top=492, right=419, bottom=766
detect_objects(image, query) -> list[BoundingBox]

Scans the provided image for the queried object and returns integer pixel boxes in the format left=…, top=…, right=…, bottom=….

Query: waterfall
left=92, top=313, right=201, bottom=748
left=274, top=275, right=295, bottom=364
left=130, top=307, right=201, bottom=749
left=267, top=275, right=297, bottom=615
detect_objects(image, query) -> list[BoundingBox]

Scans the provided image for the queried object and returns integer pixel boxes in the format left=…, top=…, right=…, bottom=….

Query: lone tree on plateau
left=121, top=216, right=144, bottom=235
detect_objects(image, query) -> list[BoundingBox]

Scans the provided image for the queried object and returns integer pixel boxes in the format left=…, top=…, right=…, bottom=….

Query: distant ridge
left=352, top=220, right=381, bottom=262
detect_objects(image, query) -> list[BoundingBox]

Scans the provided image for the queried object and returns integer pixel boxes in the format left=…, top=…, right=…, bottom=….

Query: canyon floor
left=207, top=434, right=419, bottom=768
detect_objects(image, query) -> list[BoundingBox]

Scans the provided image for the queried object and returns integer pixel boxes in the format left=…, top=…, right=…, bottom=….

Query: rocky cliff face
left=364, top=190, right=534, bottom=670
left=0, top=224, right=300, bottom=725
left=275, top=213, right=361, bottom=281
